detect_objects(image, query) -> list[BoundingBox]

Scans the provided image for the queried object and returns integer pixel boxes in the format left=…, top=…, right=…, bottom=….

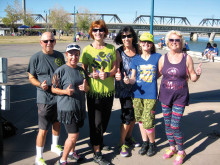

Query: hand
left=99, top=67, right=107, bottom=80
left=65, top=84, right=74, bottom=96
left=115, top=68, right=121, bottom=81
left=41, top=80, right=48, bottom=91
left=196, top=62, right=202, bottom=76
left=123, top=72, right=130, bottom=84
left=78, top=79, right=87, bottom=92
left=92, top=67, right=99, bottom=79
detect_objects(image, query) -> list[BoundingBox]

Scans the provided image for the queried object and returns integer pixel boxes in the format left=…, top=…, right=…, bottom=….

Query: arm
left=186, top=55, right=202, bottom=82
left=28, top=72, right=48, bottom=91
left=124, top=69, right=136, bottom=85
left=157, top=55, right=165, bottom=78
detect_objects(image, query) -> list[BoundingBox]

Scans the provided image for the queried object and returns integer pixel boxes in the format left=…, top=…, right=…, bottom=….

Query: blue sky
left=0, top=0, right=220, bottom=25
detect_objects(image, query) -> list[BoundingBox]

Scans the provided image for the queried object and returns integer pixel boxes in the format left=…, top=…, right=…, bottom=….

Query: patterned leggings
left=161, top=103, right=185, bottom=151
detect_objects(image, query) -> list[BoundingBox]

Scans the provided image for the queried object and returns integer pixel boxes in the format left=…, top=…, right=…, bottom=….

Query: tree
left=2, top=0, right=22, bottom=33
left=48, top=6, right=71, bottom=40
left=63, top=22, right=73, bottom=36
left=22, top=13, right=35, bottom=27
left=76, top=8, right=97, bottom=38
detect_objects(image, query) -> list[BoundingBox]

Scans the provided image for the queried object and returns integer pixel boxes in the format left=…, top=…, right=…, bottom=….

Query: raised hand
left=99, top=66, right=106, bottom=80
left=123, top=72, right=130, bottom=84
left=41, top=80, right=48, bottom=91
left=115, top=68, right=121, bottom=81
left=196, top=62, right=202, bottom=75
left=65, top=84, right=74, bottom=96
left=92, top=67, right=99, bottom=79
left=79, top=79, right=87, bottom=91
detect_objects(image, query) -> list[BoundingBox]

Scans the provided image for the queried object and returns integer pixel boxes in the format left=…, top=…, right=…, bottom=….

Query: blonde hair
left=165, top=30, right=185, bottom=48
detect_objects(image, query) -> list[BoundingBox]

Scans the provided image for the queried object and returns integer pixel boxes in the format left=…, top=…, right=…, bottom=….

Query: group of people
left=28, top=20, right=202, bottom=165
left=202, top=42, right=219, bottom=62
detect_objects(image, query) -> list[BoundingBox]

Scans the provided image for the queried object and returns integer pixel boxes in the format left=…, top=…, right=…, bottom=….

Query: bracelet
left=196, top=74, right=201, bottom=77
left=39, top=83, right=42, bottom=88
left=106, top=72, right=110, bottom=78
left=90, top=73, right=93, bottom=78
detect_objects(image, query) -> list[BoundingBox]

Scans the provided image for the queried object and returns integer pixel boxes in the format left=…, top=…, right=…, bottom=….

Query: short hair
left=88, top=20, right=108, bottom=40
left=213, top=43, right=217, bottom=47
left=165, top=30, right=185, bottom=48
left=114, top=26, right=138, bottom=48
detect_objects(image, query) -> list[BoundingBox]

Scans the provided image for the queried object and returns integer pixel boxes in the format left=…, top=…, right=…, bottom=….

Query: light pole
left=44, top=10, right=48, bottom=31
left=150, top=0, right=154, bottom=34
left=73, top=6, right=76, bottom=42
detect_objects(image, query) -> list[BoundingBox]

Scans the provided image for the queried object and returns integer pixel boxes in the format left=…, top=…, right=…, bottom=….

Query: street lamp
left=150, top=0, right=154, bottom=34
left=44, top=10, right=48, bottom=31
left=73, top=6, right=76, bottom=42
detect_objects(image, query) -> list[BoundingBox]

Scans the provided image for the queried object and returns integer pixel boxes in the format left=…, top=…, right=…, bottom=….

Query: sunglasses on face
left=121, top=34, right=132, bottom=39
left=92, top=28, right=104, bottom=32
left=169, top=39, right=181, bottom=42
left=141, top=41, right=152, bottom=44
left=42, top=40, right=55, bottom=43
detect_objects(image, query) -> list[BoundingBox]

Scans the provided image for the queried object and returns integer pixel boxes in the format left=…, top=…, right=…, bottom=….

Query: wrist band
left=106, top=72, right=110, bottom=78
left=39, top=83, right=42, bottom=88
left=90, top=73, right=93, bottom=77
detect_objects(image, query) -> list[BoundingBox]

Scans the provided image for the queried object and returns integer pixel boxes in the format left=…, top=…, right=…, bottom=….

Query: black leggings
left=87, top=95, right=114, bottom=146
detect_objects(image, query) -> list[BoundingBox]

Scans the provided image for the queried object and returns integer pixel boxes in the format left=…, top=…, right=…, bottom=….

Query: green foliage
left=22, top=14, right=35, bottom=27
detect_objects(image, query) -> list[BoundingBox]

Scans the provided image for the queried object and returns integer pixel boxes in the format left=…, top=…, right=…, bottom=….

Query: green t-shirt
left=80, top=43, right=116, bottom=98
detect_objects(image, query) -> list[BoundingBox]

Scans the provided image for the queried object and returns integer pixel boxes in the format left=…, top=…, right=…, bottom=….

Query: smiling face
left=167, top=33, right=182, bottom=51
left=140, top=41, right=153, bottom=53
left=121, top=32, right=133, bottom=47
left=40, top=32, right=56, bottom=55
left=65, top=50, right=80, bottom=68
left=92, top=26, right=105, bottom=41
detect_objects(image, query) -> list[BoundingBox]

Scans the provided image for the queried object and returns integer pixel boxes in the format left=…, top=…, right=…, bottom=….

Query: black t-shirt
left=27, top=50, right=65, bottom=105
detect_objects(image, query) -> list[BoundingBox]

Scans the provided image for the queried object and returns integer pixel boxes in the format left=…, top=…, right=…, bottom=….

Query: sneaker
left=55, top=160, right=68, bottom=165
left=51, top=145, right=63, bottom=156
left=68, top=150, right=83, bottom=162
left=210, top=59, right=213, bottom=62
left=35, top=158, right=47, bottom=165
left=163, top=147, right=177, bottom=159
left=138, top=141, right=149, bottom=155
left=125, top=137, right=140, bottom=147
left=120, top=144, right=129, bottom=157
left=173, top=151, right=186, bottom=165
left=93, top=152, right=110, bottom=165
left=146, top=142, right=157, bottom=157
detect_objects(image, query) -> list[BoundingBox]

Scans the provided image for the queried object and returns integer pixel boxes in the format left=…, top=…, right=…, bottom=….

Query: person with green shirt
left=80, top=20, right=116, bottom=165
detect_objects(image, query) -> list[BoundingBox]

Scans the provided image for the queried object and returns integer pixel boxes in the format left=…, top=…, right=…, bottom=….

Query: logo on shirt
left=138, top=64, right=156, bottom=83
left=55, top=58, right=64, bottom=66
left=92, top=52, right=112, bottom=71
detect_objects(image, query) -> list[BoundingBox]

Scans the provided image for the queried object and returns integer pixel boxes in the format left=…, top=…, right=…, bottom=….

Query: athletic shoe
left=68, top=150, right=83, bottom=162
left=55, top=160, right=69, bottom=165
left=125, top=137, right=140, bottom=147
left=93, top=152, right=110, bottom=165
left=35, top=157, right=47, bottom=165
left=146, top=142, right=157, bottom=157
left=138, top=141, right=149, bottom=155
left=210, top=59, right=213, bottom=62
left=119, top=144, right=129, bottom=157
left=51, top=145, right=63, bottom=156
left=163, top=147, right=177, bottom=159
left=173, top=151, right=186, bottom=165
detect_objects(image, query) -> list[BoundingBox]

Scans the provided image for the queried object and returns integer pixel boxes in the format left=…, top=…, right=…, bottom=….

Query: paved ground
left=0, top=40, right=220, bottom=165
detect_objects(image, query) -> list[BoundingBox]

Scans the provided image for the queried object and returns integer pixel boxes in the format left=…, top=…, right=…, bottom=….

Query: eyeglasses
left=121, top=34, right=132, bottom=39
left=141, top=41, right=152, bottom=44
left=169, top=39, right=181, bottom=42
left=92, top=28, right=104, bottom=32
left=42, top=40, right=55, bottom=43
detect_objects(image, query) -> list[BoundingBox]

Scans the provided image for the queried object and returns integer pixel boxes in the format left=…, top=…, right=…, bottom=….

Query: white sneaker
left=210, top=59, right=213, bottom=62
left=35, top=157, right=47, bottom=165
left=51, top=145, right=63, bottom=156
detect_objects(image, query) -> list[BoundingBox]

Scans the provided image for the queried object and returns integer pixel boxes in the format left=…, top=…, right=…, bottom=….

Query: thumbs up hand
left=99, top=66, right=107, bottom=80
left=92, top=67, right=99, bottom=79
left=65, top=84, right=74, bottom=96
left=79, top=79, right=87, bottom=92
left=196, top=62, right=202, bottom=76
left=115, top=68, right=121, bottom=81
left=40, top=80, right=48, bottom=91
left=123, top=72, right=130, bottom=84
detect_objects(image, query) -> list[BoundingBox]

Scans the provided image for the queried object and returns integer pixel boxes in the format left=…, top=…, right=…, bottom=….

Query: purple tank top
left=159, top=53, right=189, bottom=106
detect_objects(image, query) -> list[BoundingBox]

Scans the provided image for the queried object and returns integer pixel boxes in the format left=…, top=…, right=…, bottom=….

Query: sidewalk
left=0, top=41, right=220, bottom=165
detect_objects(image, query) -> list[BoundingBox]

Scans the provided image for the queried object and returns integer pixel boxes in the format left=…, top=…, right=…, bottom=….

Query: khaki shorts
left=133, top=98, right=156, bottom=129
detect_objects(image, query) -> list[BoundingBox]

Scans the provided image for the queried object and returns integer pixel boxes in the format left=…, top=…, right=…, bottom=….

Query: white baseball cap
left=66, top=43, right=81, bottom=52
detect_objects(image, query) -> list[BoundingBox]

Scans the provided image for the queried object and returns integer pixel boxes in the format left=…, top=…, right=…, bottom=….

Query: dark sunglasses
left=42, top=40, right=55, bottom=43
left=67, top=44, right=80, bottom=49
left=92, top=28, right=104, bottom=32
left=121, top=34, right=132, bottom=39
left=169, top=39, right=181, bottom=42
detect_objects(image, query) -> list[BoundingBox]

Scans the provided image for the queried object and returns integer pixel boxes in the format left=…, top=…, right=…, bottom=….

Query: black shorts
left=63, top=119, right=81, bottom=134
left=37, top=103, right=58, bottom=130
left=120, top=97, right=135, bottom=125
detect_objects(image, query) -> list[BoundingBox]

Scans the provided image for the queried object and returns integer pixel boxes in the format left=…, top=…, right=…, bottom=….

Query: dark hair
left=89, top=20, right=108, bottom=40
left=114, top=26, right=138, bottom=48
left=213, top=43, right=217, bottom=47
left=138, top=42, right=156, bottom=54
left=206, top=42, right=211, bottom=48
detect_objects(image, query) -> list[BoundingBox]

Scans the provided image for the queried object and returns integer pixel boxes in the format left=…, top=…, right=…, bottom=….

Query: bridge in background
left=1, top=13, right=220, bottom=41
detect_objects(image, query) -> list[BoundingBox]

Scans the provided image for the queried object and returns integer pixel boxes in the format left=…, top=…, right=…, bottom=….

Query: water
left=154, top=35, right=220, bottom=52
